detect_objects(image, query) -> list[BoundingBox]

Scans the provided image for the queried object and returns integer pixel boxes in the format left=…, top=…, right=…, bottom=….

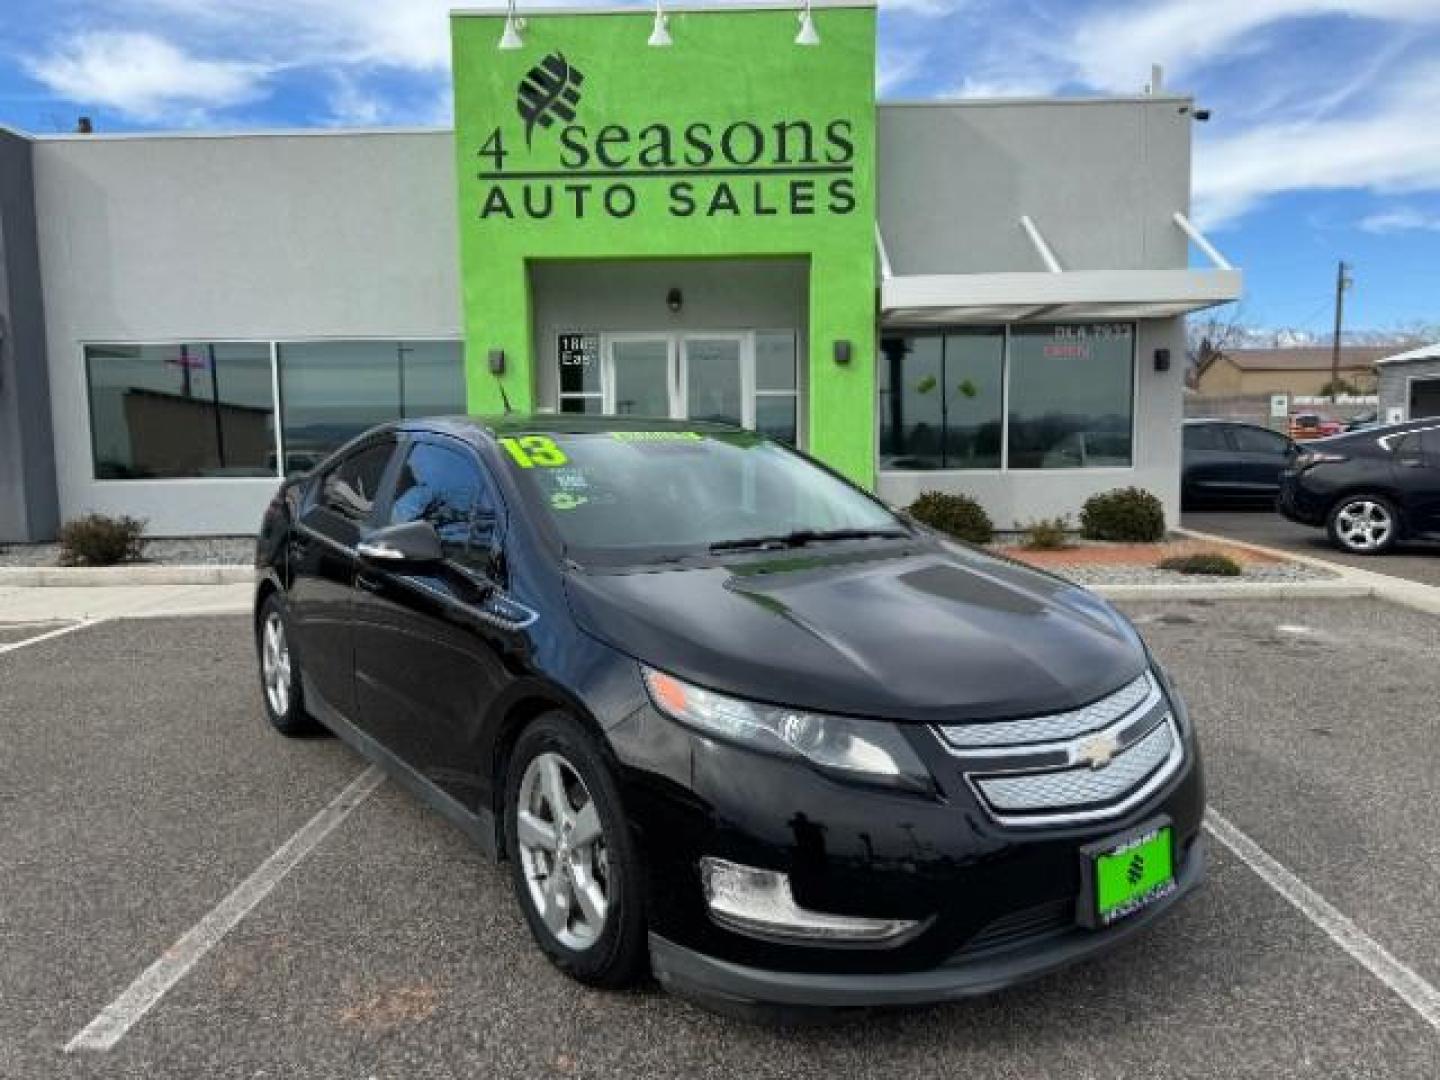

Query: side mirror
left=357, top=520, right=444, bottom=565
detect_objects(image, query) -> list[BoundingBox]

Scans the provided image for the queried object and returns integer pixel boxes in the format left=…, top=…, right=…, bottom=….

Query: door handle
left=357, top=540, right=406, bottom=560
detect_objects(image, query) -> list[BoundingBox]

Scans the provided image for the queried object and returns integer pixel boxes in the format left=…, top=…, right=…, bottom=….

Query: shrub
left=1080, top=487, right=1165, bottom=543
left=1019, top=516, right=1072, bottom=550
left=908, top=491, right=994, bottom=545
left=1158, top=553, right=1242, bottom=577
left=58, top=514, right=148, bottom=567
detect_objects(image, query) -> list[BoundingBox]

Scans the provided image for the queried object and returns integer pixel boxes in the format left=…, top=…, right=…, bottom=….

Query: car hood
left=563, top=540, right=1148, bottom=724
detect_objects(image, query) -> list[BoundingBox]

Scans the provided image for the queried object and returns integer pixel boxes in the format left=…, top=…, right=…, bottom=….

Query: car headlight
left=641, top=666, right=932, bottom=792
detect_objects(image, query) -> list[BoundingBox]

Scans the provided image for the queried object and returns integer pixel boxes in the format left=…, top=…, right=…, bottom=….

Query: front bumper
left=651, top=834, right=1206, bottom=1008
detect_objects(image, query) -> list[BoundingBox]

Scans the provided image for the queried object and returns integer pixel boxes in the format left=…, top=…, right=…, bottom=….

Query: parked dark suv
left=1278, top=420, right=1440, bottom=554
left=254, top=416, right=1204, bottom=1009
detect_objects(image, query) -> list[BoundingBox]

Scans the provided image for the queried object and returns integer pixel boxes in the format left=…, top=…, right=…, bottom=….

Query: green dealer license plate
left=1086, top=824, right=1176, bottom=926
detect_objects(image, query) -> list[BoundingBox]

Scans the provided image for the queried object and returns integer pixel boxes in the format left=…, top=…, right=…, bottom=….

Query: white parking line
left=65, top=765, right=386, bottom=1053
left=0, top=620, right=96, bottom=655
left=1205, top=808, right=1440, bottom=1033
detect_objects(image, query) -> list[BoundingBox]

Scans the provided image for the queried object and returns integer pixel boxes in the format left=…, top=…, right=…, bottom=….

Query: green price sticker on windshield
left=501, top=435, right=568, bottom=468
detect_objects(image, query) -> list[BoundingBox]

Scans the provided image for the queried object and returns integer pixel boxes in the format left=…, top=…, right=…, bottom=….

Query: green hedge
left=908, top=491, right=994, bottom=545
left=1080, top=487, right=1165, bottom=543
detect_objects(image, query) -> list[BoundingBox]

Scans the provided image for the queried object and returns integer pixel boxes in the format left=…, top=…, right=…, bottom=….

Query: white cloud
left=1192, top=63, right=1440, bottom=227
left=1065, top=0, right=1440, bottom=93
left=1360, top=206, right=1440, bottom=232
left=24, top=31, right=268, bottom=124
left=948, top=75, right=1060, bottom=99
left=879, top=0, right=967, bottom=15
left=877, top=49, right=925, bottom=95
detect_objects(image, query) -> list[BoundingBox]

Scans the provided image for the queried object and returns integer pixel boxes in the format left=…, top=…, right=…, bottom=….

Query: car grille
left=934, top=671, right=1185, bottom=827
left=936, top=672, right=1153, bottom=749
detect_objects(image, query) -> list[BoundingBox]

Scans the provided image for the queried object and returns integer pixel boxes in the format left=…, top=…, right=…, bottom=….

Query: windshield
left=496, top=429, right=906, bottom=564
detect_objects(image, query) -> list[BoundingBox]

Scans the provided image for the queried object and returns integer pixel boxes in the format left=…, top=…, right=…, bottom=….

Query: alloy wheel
left=260, top=611, right=292, bottom=717
left=1334, top=500, right=1393, bottom=552
left=516, top=751, right=610, bottom=951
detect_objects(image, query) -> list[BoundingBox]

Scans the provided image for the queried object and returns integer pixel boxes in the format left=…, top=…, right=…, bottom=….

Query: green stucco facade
left=451, top=2, right=877, bottom=484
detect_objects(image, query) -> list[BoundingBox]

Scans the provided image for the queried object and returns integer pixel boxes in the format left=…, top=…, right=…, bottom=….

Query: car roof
left=390, top=414, right=746, bottom=444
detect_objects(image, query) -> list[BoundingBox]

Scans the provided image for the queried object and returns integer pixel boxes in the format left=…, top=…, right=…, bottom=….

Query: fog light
left=700, top=858, right=920, bottom=945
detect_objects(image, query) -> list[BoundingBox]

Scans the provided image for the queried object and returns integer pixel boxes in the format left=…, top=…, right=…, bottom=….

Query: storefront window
left=85, top=343, right=277, bottom=479
left=880, top=324, right=1133, bottom=472
left=879, top=330, right=1003, bottom=469
left=277, top=340, right=464, bottom=473
left=1007, top=324, right=1133, bottom=469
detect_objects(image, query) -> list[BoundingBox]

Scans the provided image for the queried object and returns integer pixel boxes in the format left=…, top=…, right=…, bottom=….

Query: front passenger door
left=288, top=439, right=397, bottom=721
left=352, top=438, right=512, bottom=807
left=1393, top=428, right=1440, bottom=537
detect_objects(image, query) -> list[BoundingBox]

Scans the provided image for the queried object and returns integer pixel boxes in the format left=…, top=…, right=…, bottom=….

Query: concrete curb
left=1174, top=527, right=1440, bottom=617
left=1092, top=580, right=1373, bottom=603
left=0, top=565, right=256, bottom=588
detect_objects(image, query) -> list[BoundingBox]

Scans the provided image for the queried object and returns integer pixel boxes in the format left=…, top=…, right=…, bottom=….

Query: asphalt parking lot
left=1185, top=508, right=1440, bottom=587
left=2, top=601, right=1439, bottom=1078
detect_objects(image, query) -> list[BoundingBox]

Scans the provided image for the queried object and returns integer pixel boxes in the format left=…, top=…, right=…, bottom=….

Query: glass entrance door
left=604, top=335, right=675, bottom=419
left=583, top=330, right=798, bottom=442
left=680, top=335, right=747, bottom=428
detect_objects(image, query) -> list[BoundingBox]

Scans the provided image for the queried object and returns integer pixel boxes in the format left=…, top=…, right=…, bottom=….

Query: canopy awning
left=877, top=212, right=1243, bottom=326
left=881, top=267, right=1243, bottom=325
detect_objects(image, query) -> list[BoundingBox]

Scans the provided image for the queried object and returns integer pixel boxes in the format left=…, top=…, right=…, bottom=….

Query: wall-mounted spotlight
left=833, top=340, right=852, bottom=365
left=648, top=0, right=672, bottom=47
left=795, top=0, right=820, bottom=46
left=1153, top=348, right=1171, bottom=373
left=488, top=348, right=507, bottom=375
left=498, top=0, right=525, bottom=50
left=666, top=287, right=683, bottom=313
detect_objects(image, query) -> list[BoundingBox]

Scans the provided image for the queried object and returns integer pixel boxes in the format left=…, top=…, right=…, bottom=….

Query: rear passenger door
left=1228, top=425, right=1295, bottom=498
left=352, top=436, right=513, bottom=807
left=288, top=438, right=398, bottom=721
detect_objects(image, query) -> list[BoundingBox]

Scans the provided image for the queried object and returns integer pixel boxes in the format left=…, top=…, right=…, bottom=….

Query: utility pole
left=1329, top=260, right=1352, bottom=402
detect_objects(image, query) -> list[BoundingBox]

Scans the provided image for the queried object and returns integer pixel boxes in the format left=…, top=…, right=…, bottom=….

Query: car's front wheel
left=503, top=712, right=647, bottom=988
left=256, top=594, right=323, bottom=736
left=1326, top=494, right=1400, bottom=555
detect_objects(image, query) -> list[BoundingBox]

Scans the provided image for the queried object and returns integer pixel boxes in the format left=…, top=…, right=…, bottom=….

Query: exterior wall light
left=498, top=0, right=525, bottom=50
left=648, top=0, right=672, bottom=47
left=795, top=0, right=821, bottom=46
left=666, top=287, right=683, bottom=313
left=488, top=348, right=507, bottom=375
left=833, top=339, right=852, bottom=365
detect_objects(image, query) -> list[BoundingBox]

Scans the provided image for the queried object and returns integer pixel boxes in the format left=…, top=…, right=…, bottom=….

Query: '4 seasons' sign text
left=473, top=52, right=857, bottom=223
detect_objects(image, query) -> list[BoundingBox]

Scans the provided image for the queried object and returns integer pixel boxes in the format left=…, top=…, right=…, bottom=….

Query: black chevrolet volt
left=253, top=416, right=1205, bottom=1009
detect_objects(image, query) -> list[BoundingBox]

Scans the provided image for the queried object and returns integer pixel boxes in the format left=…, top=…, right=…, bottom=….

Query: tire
left=503, top=712, right=647, bottom=988
left=1326, top=493, right=1400, bottom=555
left=256, top=593, right=324, bottom=736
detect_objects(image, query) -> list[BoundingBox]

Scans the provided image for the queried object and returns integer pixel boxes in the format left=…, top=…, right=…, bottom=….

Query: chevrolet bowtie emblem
left=1074, top=733, right=1119, bottom=770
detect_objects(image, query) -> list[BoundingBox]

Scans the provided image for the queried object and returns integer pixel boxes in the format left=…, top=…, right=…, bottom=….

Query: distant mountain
left=1185, top=320, right=1438, bottom=356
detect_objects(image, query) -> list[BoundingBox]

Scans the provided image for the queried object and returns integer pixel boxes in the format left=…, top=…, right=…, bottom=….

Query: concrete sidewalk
left=0, top=582, right=253, bottom=623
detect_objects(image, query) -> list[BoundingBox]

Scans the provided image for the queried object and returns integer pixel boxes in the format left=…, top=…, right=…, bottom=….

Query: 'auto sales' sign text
left=473, top=52, right=857, bottom=222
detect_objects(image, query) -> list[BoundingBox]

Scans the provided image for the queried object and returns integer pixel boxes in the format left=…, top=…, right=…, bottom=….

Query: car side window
left=320, top=441, right=395, bottom=523
left=1183, top=426, right=1227, bottom=451
left=389, top=442, right=500, bottom=565
left=1230, top=426, right=1290, bottom=455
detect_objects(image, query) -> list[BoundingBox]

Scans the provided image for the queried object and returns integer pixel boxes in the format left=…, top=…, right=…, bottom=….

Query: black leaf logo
left=516, top=52, right=585, bottom=147
left=1126, top=852, right=1146, bottom=885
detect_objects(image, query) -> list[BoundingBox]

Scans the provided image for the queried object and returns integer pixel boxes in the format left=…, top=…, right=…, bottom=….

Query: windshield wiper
left=708, top=527, right=909, bottom=553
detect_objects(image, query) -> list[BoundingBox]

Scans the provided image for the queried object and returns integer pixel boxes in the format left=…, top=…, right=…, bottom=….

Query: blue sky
left=2, top=0, right=1438, bottom=335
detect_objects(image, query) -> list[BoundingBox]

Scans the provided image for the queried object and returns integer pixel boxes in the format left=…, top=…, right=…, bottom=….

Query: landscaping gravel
left=1044, top=561, right=1336, bottom=587
left=0, top=536, right=253, bottom=568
